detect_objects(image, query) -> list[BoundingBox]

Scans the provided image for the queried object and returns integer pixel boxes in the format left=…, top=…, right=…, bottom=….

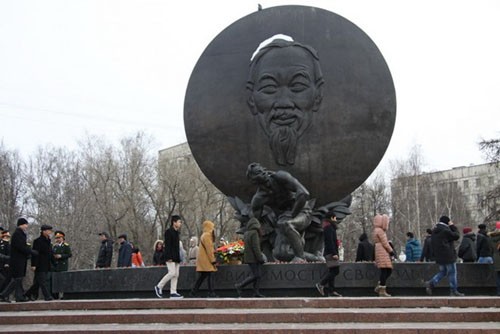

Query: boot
left=374, top=281, right=381, bottom=294
left=0, top=279, right=15, bottom=302
left=378, top=286, right=391, bottom=297
left=252, top=279, right=265, bottom=298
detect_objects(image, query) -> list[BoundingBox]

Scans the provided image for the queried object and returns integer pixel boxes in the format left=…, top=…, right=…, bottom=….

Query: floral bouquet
left=215, top=240, right=244, bottom=264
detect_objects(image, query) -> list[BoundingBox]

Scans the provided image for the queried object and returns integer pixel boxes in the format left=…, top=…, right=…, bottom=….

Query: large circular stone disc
left=184, top=5, right=396, bottom=205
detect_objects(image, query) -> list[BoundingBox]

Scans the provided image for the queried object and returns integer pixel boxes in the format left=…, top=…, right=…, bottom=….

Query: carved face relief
left=247, top=42, right=323, bottom=166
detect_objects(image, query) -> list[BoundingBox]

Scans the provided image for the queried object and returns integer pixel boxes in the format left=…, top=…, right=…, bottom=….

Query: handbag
left=325, top=254, right=340, bottom=268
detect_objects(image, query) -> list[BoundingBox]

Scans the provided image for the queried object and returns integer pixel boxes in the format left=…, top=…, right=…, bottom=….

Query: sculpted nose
left=273, top=88, right=294, bottom=109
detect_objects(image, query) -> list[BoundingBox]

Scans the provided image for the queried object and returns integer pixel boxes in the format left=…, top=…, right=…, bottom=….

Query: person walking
left=488, top=221, right=500, bottom=296
left=152, top=240, right=165, bottom=266
left=0, top=218, right=37, bottom=303
left=419, top=228, right=434, bottom=262
left=131, top=246, right=145, bottom=268
left=235, top=217, right=266, bottom=298
left=425, top=216, right=464, bottom=296
left=25, top=224, right=54, bottom=301
left=117, top=234, right=132, bottom=268
left=355, top=232, right=374, bottom=262
left=154, top=215, right=183, bottom=299
left=51, top=231, right=72, bottom=299
left=315, top=211, right=342, bottom=297
left=458, top=227, right=476, bottom=263
left=404, top=232, right=422, bottom=262
left=188, top=236, right=199, bottom=264
left=190, top=220, right=218, bottom=298
left=0, top=231, right=11, bottom=293
left=372, top=214, right=395, bottom=297
left=476, top=224, right=494, bottom=264
left=96, top=232, right=113, bottom=268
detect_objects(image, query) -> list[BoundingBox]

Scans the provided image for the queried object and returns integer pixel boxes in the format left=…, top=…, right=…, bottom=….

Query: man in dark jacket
left=25, top=224, right=54, bottom=301
left=419, top=229, right=434, bottom=262
left=476, top=224, right=493, bottom=264
left=316, top=212, right=342, bottom=297
left=0, top=217, right=36, bottom=303
left=96, top=232, right=113, bottom=268
left=154, top=215, right=183, bottom=299
left=117, top=233, right=132, bottom=268
left=355, top=233, right=374, bottom=262
left=458, top=227, right=476, bottom=263
left=425, top=216, right=464, bottom=296
left=235, top=217, right=266, bottom=297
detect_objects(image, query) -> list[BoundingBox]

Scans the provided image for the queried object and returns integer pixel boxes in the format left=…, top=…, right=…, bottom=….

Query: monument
left=184, top=5, right=396, bottom=262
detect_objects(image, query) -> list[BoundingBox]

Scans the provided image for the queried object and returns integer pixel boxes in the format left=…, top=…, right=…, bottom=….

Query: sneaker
left=425, top=281, right=433, bottom=296
left=450, top=290, right=464, bottom=297
left=0, top=295, right=11, bottom=303
left=170, top=293, right=184, bottom=299
left=154, top=285, right=163, bottom=298
left=315, top=283, right=325, bottom=296
left=329, top=291, right=342, bottom=297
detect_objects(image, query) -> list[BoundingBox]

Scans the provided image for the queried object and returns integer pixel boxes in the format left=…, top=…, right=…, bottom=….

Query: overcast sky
left=1, top=0, right=499, bottom=175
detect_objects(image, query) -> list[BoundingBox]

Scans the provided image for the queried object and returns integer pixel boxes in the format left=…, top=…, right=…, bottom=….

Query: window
left=463, top=180, right=469, bottom=189
left=476, top=178, right=481, bottom=187
left=488, top=176, right=494, bottom=186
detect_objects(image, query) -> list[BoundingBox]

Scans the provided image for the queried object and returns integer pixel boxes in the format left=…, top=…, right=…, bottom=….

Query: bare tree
left=479, top=137, right=500, bottom=223
left=0, top=143, right=26, bottom=230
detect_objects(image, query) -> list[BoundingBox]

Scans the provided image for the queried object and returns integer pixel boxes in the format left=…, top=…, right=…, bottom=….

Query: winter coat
left=10, top=227, right=33, bottom=278
left=152, top=240, right=165, bottom=265
left=431, top=222, right=460, bottom=264
left=405, top=238, right=422, bottom=262
left=0, top=239, right=10, bottom=268
left=243, top=218, right=265, bottom=264
left=355, top=233, right=374, bottom=262
left=51, top=241, right=72, bottom=272
left=322, top=220, right=338, bottom=257
left=96, top=239, right=113, bottom=268
left=372, top=214, right=393, bottom=269
left=196, top=221, right=217, bottom=272
left=117, top=240, right=132, bottom=267
left=476, top=230, right=493, bottom=258
left=420, top=235, right=433, bottom=262
left=458, top=233, right=477, bottom=263
left=488, top=230, right=500, bottom=272
left=164, top=227, right=181, bottom=263
left=31, top=234, right=52, bottom=273
left=131, top=250, right=145, bottom=267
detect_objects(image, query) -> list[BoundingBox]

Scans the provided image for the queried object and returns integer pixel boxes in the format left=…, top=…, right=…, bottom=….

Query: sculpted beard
left=270, top=125, right=298, bottom=166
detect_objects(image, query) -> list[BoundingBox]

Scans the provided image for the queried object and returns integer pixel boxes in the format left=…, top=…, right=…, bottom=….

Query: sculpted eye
left=290, top=81, right=309, bottom=92
left=258, top=84, right=277, bottom=94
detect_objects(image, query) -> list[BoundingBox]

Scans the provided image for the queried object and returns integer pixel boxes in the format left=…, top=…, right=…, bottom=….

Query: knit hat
left=99, top=232, right=110, bottom=238
left=496, top=221, right=500, bottom=230
left=463, top=227, right=472, bottom=234
left=439, top=216, right=450, bottom=224
left=478, top=223, right=487, bottom=230
left=17, top=217, right=29, bottom=226
left=118, top=233, right=127, bottom=240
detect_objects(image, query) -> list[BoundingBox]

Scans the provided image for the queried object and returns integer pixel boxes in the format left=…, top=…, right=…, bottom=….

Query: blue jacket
left=405, top=238, right=422, bottom=262
left=117, top=240, right=132, bottom=267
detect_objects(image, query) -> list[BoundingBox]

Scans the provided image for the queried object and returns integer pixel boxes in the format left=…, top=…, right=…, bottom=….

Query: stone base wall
left=52, top=262, right=497, bottom=299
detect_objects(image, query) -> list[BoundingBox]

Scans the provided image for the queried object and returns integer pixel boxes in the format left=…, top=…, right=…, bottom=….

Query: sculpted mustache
left=267, top=108, right=301, bottom=121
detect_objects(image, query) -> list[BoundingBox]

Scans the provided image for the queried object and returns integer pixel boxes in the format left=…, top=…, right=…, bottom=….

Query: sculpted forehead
left=253, top=47, right=317, bottom=79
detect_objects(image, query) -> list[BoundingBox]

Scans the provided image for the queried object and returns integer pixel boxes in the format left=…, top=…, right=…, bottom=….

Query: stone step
left=1, top=296, right=499, bottom=312
left=1, top=307, right=499, bottom=325
left=1, top=322, right=499, bottom=333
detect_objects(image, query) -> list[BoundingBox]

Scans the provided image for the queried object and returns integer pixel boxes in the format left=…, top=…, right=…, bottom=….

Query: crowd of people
left=0, top=218, right=71, bottom=303
left=0, top=213, right=499, bottom=302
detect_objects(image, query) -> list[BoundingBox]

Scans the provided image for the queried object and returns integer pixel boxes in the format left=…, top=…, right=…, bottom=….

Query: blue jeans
left=430, top=263, right=458, bottom=291
left=477, top=257, right=493, bottom=264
